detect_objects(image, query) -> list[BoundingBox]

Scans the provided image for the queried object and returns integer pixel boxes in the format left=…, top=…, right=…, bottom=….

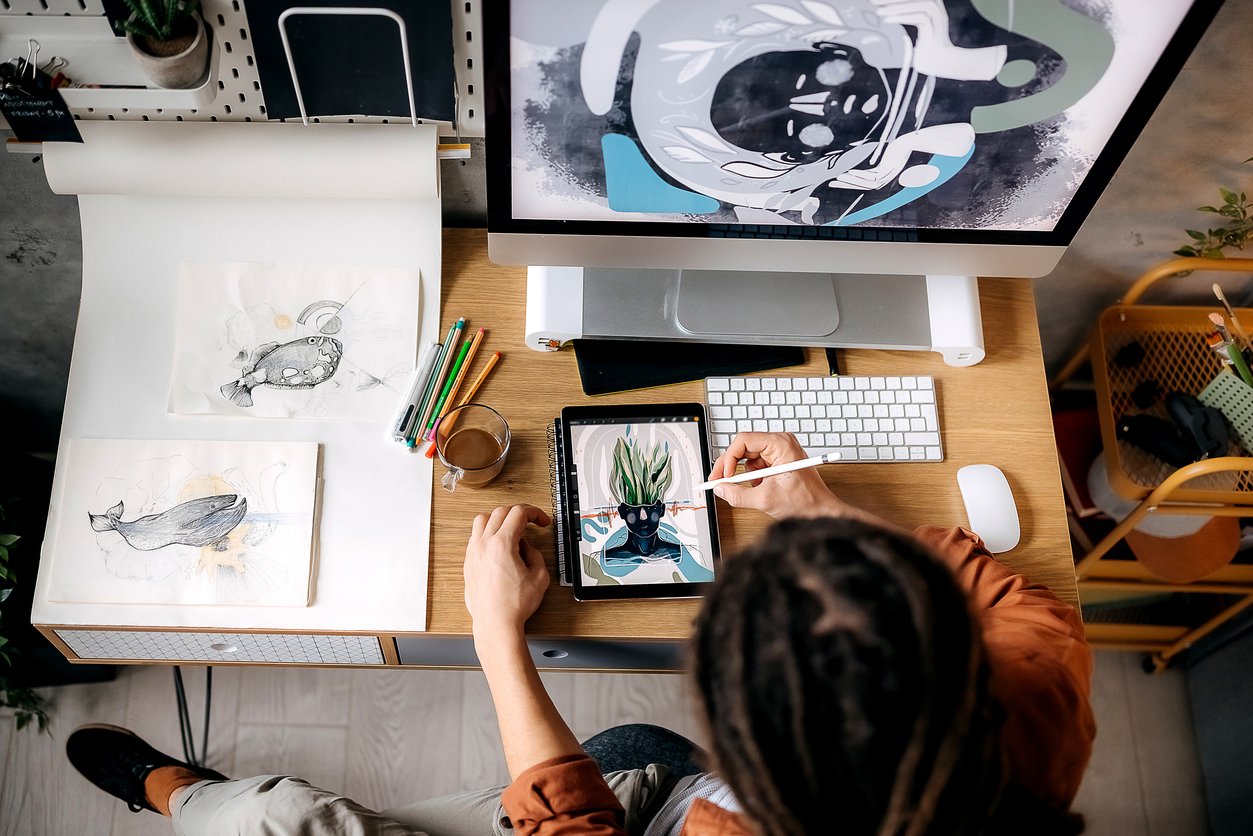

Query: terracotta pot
left=126, top=14, right=211, bottom=90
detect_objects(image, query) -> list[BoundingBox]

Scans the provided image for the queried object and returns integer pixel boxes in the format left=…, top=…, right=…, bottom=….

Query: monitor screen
left=487, top=0, right=1218, bottom=248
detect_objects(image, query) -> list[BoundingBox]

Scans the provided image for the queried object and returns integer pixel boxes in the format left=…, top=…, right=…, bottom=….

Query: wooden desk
left=419, top=229, right=1075, bottom=650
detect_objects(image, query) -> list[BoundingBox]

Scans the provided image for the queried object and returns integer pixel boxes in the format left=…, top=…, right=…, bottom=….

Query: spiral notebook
left=546, top=419, right=573, bottom=586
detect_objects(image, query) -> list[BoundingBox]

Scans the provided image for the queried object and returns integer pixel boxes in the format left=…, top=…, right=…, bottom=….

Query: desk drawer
left=395, top=635, right=683, bottom=671
left=55, top=629, right=385, bottom=665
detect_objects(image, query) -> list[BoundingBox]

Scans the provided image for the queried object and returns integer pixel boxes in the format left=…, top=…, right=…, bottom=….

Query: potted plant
left=120, top=0, right=211, bottom=90
left=1174, top=157, right=1252, bottom=259
left=0, top=521, right=48, bottom=733
left=608, top=436, right=676, bottom=559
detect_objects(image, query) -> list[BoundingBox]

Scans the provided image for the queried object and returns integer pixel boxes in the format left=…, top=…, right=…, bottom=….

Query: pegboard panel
left=0, top=0, right=483, bottom=134
left=57, top=628, right=386, bottom=664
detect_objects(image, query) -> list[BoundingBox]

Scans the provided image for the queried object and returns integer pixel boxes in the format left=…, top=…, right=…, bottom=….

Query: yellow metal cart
left=1053, top=257, right=1253, bottom=671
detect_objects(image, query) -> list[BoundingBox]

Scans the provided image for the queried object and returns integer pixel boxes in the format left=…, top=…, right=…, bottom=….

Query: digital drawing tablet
left=558, top=403, right=721, bottom=602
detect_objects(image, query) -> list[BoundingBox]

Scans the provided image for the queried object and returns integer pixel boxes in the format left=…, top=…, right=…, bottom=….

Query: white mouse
left=956, top=464, right=1021, bottom=554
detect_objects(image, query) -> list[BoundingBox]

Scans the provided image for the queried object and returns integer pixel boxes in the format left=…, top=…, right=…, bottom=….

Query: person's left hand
left=464, top=505, right=553, bottom=641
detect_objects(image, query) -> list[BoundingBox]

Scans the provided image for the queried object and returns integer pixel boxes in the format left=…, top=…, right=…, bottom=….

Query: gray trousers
left=170, top=765, right=674, bottom=836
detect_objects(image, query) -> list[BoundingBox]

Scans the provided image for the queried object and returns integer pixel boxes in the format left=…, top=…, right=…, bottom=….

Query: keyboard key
left=922, top=404, right=938, bottom=431
left=771, top=392, right=785, bottom=405
left=817, top=391, right=833, bottom=404
left=910, top=418, right=926, bottom=431
left=865, top=391, right=879, bottom=404
left=859, top=447, right=878, bottom=460
left=889, top=432, right=904, bottom=446
left=795, top=433, right=810, bottom=447
left=713, top=420, right=737, bottom=433
left=816, top=418, right=832, bottom=432
left=753, top=419, right=768, bottom=432
left=873, top=405, right=889, bottom=418
left=910, top=446, right=926, bottom=459
left=905, top=432, right=941, bottom=446
left=762, top=378, right=777, bottom=391
left=871, top=378, right=885, bottom=390
left=849, top=391, right=865, bottom=404
left=802, top=391, right=817, bottom=404
left=905, top=404, right=921, bottom=417
left=797, top=405, right=811, bottom=419
left=825, top=433, right=842, bottom=447
left=839, top=377, right=854, bottom=390
left=748, top=405, right=763, bottom=419
left=801, top=419, right=816, bottom=433
left=781, top=405, right=796, bottom=418
left=878, top=447, right=894, bottom=459
left=865, top=418, right=879, bottom=432
left=732, top=406, right=748, bottom=419
left=855, top=377, right=870, bottom=389
left=919, top=377, right=934, bottom=390
left=755, top=391, right=770, bottom=405
left=745, top=378, right=761, bottom=390
left=765, top=405, right=780, bottom=418
left=833, top=391, right=849, bottom=404
left=711, top=406, right=732, bottom=419
left=725, top=392, right=739, bottom=405
left=894, top=418, right=911, bottom=432
left=848, top=419, right=863, bottom=432
left=792, top=378, right=809, bottom=389
left=887, top=377, right=902, bottom=389
left=768, top=420, right=784, bottom=432
left=889, top=404, right=905, bottom=417
left=731, top=378, right=745, bottom=391
left=736, top=420, right=752, bottom=434
left=778, top=379, right=792, bottom=390
left=714, top=433, right=731, bottom=448
left=807, top=378, right=824, bottom=390
left=873, top=432, right=888, bottom=446
left=786, top=392, right=801, bottom=404
left=832, top=419, right=847, bottom=432
left=926, top=446, right=942, bottom=460
left=785, top=419, right=801, bottom=433
left=841, top=433, right=857, bottom=447
left=708, top=392, right=723, bottom=405
left=823, top=378, right=840, bottom=389
left=708, top=378, right=730, bottom=391
left=910, top=390, right=935, bottom=404
left=894, top=446, right=909, bottom=459
left=857, top=432, right=873, bottom=446
left=858, top=405, right=873, bottom=418
left=903, top=377, right=917, bottom=389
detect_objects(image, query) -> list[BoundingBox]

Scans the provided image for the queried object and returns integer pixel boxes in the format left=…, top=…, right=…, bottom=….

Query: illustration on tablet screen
left=571, top=421, right=715, bottom=586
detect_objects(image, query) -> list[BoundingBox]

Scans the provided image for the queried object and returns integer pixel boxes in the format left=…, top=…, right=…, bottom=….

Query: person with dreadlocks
left=66, top=431, right=1092, bottom=836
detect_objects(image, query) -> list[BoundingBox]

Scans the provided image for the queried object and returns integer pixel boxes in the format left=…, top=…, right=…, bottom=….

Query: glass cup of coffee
left=436, top=404, right=511, bottom=492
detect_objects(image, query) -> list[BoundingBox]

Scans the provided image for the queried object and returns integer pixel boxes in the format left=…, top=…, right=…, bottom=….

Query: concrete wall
left=3, top=1, right=1252, bottom=455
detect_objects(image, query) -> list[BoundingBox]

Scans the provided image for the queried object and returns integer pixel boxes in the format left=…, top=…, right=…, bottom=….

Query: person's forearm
left=476, top=627, right=584, bottom=779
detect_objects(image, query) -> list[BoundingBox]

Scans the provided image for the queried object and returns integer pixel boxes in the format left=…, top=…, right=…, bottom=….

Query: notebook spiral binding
left=546, top=420, right=571, bottom=586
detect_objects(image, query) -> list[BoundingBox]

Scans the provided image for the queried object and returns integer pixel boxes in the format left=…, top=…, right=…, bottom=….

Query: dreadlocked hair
left=690, top=516, right=1005, bottom=836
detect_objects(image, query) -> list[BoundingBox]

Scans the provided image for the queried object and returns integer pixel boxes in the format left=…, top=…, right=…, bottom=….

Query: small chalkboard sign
left=0, top=86, right=83, bottom=143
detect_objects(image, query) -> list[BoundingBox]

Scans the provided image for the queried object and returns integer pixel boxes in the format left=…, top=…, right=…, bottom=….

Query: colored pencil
left=426, top=327, right=485, bottom=441
left=426, top=350, right=504, bottom=459
left=409, top=318, right=463, bottom=447
left=423, top=338, right=473, bottom=439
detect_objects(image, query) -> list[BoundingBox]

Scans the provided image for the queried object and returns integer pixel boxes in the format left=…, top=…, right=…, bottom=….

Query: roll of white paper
left=42, top=121, right=438, bottom=200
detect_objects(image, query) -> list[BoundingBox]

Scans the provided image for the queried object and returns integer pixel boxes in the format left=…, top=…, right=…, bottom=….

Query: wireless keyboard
left=704, top=375, right=943, bottom=463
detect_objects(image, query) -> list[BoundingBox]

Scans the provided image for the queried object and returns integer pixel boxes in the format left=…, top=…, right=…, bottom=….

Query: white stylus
left=695, top=452, right=841, bottom=492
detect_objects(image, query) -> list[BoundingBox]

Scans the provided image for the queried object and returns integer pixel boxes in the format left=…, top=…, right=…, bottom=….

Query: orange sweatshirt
left=501, top=527, right=1095, bottom=835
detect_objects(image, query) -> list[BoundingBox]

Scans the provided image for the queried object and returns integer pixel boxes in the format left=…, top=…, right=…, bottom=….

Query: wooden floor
left=0, top=652, right=1205, bottom=835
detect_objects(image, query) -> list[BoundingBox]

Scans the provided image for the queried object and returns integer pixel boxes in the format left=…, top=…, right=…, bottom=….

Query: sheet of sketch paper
left=46, top=438, right=320, bottom=607
left=570, top=419, right=716, bottom=587
left=168, top=262, right=420, bottom=420
left=509, top=0, right=1188, bottom=231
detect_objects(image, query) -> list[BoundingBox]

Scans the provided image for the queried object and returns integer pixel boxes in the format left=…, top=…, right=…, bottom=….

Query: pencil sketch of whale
left=88, top=494, right=248, bottom=551
left=219, top=336, right=343, bottom=408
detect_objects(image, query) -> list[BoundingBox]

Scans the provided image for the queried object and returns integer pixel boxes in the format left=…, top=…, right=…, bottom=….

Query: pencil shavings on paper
left=46, top=439, right=321, bottom=607
left=168, top=262, right=420, bottom=420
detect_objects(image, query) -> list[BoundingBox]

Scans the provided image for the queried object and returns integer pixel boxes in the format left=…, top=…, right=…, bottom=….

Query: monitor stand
left=524, top=266, right=985, bottom=367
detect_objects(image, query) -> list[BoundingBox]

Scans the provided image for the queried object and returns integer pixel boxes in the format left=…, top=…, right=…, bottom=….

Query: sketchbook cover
left=168, top=262, right=420, bottom=420
left=46, top=438, right=321, bottom=607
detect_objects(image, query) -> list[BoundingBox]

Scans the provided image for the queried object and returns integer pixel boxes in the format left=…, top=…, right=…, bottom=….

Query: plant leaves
left=0, top=535, right=17, bottom=547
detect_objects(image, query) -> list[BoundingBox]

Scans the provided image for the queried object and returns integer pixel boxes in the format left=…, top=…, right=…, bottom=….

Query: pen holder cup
left=436, top=404, right=510, bottom=492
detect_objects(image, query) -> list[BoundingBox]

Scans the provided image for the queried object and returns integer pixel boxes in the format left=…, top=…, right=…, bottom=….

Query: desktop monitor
left=484, top=0, right=1221, bottom=364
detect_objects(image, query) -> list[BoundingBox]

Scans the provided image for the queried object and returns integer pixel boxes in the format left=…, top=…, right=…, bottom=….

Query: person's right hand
left=709, top=432, right=846, bottom=519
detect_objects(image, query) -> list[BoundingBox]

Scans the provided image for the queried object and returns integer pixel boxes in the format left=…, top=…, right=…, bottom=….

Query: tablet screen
left=567, top=414, right=718, bottom=589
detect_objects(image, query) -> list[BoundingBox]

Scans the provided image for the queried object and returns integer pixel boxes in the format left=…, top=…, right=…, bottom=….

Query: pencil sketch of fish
left=89, top=495, right=248, bottom=551
left=219, top=336, right=343, bottom=408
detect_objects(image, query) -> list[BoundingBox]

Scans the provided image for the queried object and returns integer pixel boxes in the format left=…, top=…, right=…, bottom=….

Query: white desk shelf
left=0, top=0, right=484, bottom=132
left=0, top=15, right=218, bottom=113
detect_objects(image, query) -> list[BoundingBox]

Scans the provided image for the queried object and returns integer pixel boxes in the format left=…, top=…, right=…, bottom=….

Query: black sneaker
left=65, top=724, right=227, bottom=813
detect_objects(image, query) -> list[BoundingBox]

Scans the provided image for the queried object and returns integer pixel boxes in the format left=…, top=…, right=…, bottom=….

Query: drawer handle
left=209, top=642, right=240, bottom=653
left=541, top=649, right=568, bottom=659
